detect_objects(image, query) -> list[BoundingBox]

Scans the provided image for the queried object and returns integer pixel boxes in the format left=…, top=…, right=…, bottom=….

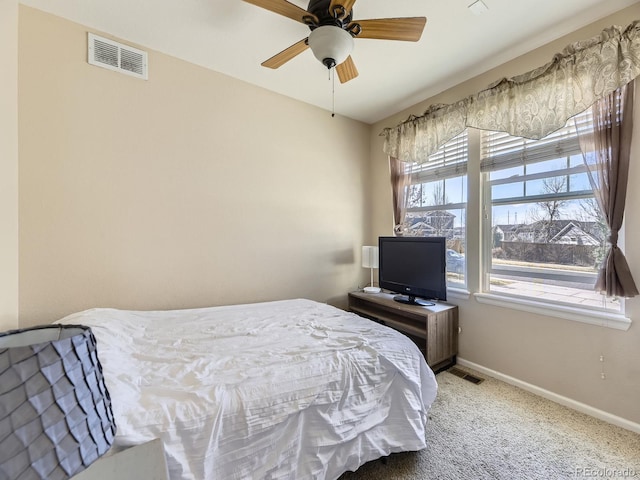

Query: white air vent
left=88, top=33, right=148, bottom=80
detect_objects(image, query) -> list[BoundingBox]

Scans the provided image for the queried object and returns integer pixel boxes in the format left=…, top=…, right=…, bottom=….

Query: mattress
left=56, top=299, right=437, bottom=480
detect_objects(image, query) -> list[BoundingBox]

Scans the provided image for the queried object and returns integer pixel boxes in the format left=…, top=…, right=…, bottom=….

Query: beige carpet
left=339, top=367, right=640, bottom=479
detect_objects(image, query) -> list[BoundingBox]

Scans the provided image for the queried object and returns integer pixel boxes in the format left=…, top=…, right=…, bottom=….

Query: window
left=403, top=131, right=467, bottom=288
left=480, top=113, right=619, bottom=312
left=394, top=107, right=628, bottom=319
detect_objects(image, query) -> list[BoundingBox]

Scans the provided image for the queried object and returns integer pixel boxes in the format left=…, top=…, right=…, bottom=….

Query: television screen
left=378, top=236, right=447, bottom=306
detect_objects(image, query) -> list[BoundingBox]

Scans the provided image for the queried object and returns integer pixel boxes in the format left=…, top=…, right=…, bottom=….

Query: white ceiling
left=20, top=0, right=639, bottom=124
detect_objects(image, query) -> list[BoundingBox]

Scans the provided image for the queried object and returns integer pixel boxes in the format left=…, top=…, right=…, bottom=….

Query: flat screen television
left=378, top=236, right=447, bottom=306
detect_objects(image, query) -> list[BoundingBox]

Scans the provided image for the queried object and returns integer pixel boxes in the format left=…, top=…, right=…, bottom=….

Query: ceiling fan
left=242, top=0, right=427, bottom=83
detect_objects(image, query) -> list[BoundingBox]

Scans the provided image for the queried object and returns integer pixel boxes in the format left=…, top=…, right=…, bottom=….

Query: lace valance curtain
left=382, top=20, right=640, bottom=164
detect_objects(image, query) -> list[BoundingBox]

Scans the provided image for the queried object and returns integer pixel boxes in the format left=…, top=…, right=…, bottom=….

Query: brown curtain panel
left=577, top=80, right=638, bottom=298
left=389, top=156, right=412, bottom=235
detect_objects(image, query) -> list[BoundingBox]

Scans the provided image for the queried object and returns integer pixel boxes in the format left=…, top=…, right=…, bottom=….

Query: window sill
left=473, top=292, right=631, bottom=331
left=447, top=287, right=470, bottom=301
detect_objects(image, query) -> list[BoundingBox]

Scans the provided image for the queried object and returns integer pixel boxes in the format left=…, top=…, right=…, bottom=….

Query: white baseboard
left=456, top=357, right=640, bottom=435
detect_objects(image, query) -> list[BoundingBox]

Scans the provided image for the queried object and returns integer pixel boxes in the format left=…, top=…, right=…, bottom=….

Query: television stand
left=348, top=291, right=458, bottom=371
left=393, top=294, right=435, bottom=307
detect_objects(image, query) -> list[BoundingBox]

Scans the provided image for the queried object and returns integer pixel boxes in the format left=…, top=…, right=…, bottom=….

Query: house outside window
left=480, top=112, right=619, bottom=312
left=403, top=131, right=468, bottom=288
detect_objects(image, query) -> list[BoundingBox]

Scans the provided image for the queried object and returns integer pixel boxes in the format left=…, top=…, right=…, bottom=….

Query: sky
left=409, top=153, right=596, bottom=228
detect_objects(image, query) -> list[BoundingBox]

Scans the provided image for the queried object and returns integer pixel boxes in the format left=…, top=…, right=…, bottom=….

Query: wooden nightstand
left=348, top=291, right=458, bottom=372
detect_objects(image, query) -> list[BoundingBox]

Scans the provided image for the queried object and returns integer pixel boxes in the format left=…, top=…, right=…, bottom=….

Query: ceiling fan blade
left=336, top=56, right=358, bottom=83
left=261, top=38, right=309, bottom=69
left=352, top=17, right=427, bottom=42
left=328, top=0, right=357, bottom=19
left=242, top=0, right=318, bottom=24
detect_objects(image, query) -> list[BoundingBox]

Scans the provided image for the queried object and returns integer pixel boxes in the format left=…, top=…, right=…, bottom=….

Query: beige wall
left=370, top=4, right=640, bottom=425
left=0, top=0, right=19, bottom=332
left=18, top=6, right=370, bottom=326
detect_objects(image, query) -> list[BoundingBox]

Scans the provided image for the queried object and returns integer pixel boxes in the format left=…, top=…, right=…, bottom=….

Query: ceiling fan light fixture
left=308, top=25, right=353, bottom=69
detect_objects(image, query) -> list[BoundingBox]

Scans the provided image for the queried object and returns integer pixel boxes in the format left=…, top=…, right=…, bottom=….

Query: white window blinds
left=409, top=130, right=468, bottom=181
left=480, top=111, right=591, bottom=172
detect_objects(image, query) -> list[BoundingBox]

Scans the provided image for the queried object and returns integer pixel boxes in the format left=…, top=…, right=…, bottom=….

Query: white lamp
left=362, top=246, right=381, bottom=293
left=308, top=25, right=354, bottom=69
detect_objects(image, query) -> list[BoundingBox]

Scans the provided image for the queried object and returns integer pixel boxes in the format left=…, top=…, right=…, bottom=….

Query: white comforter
left=57, top=299, right=437, bottom=480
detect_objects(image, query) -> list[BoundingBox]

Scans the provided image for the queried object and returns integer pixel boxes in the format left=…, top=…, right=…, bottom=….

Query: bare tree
left=404, top=181, right=453, bottom=236
left=407, top=183, right=422, bottom=209
left=424, top=182, right=452, bottom=237
left=575, top=196, right=608, bottom=265
left=531, top=176, right=568, bottom=241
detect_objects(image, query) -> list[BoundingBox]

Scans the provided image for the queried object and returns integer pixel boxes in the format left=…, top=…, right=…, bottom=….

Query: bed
left=55, top=298, right=438, bottom=480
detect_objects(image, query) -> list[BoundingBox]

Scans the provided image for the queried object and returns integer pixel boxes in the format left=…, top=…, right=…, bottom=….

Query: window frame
left=477, top=114, right=627, bottom=326
left=402, top=131, right=469, bottom=290
left=393, top=119, right=632, bottom=330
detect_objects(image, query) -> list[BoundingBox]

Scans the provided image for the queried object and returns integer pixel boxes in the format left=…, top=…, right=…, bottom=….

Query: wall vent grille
left=88, top=33, right=148, bottom=80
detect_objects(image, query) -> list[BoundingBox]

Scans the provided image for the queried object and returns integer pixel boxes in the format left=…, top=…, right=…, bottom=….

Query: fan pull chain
left=331, top=67, right=336, bottom=118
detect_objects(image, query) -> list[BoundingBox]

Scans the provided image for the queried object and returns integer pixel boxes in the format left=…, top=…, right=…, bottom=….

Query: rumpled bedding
left=57, top=299, right=437, bottom=480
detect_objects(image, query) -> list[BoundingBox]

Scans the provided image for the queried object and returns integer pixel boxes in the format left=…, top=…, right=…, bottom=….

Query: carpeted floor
left=339, top=366, right=640, bottom=479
